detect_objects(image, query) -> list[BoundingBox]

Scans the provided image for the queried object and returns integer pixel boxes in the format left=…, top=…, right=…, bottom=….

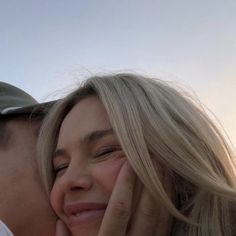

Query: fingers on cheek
left=98, top=163, right=136, bottom=236
left=107, top=161, right=137, bottom=214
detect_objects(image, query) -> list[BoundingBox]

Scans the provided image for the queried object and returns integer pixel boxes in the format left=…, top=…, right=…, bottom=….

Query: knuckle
left=111, top=201, right=130, bottom=221
left=141, top=206, right=159, bottom=220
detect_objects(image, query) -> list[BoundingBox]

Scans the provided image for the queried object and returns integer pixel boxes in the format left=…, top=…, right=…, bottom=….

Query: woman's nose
left=61, top=164, right=93, bottom=193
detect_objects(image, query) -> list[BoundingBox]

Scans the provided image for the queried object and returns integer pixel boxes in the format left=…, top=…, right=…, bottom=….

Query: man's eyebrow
left=82, top=128, right=114, bottom=144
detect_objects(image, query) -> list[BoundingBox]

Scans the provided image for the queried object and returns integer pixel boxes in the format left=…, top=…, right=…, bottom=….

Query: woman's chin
left=69, top=217, right=102, bottom=236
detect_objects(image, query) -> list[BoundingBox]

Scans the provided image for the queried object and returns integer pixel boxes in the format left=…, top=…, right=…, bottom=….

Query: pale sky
left=0, top=0, right=236, bottom=145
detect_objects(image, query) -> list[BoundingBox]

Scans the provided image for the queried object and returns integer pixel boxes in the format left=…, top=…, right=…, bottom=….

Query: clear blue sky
left=0, top=0, right=236, bottom=144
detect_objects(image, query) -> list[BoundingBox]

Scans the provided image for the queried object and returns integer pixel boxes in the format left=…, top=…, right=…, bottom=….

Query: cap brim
left=0, top=100, right=57, bottom=116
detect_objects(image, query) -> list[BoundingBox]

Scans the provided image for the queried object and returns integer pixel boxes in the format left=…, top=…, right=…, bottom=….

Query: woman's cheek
left=93, top=158, right=126, bottom=195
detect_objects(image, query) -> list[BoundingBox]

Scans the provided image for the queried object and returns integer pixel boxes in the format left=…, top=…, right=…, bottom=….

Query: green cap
left=0, top=82, right=55, bottom=116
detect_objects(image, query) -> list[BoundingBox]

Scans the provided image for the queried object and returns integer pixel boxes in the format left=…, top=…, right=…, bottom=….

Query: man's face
left=0, top=118, right=56, bottom=236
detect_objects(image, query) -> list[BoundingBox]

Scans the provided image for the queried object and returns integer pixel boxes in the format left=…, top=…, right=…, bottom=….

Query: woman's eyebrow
left=53, top=129, right=114, bottom=160
left=81, top=128, right=114, bottom=144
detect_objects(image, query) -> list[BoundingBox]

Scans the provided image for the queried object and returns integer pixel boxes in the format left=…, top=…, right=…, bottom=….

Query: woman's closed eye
left=53, top=163, right=68, bottom=176
left=94, top=145, right=123, bottom=159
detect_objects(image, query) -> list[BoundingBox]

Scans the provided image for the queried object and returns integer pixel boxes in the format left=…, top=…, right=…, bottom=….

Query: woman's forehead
left=58, top=97, right=112, bottom=144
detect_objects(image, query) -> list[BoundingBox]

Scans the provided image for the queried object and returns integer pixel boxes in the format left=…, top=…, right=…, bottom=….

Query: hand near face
left=99, top=162, right=172, bottom=236
left=55, top=162, right=172, bottom=236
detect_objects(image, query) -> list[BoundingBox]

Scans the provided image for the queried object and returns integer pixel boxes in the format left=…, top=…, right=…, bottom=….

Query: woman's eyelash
left=53, top=164, right=68, bottom=174
left=95, top=146, right=121, bottom=158
left=52, top=146, right=122, bottom=173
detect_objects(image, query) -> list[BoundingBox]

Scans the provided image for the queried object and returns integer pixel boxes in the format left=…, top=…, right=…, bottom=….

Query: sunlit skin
left=50, top=96, right=127, bottom=236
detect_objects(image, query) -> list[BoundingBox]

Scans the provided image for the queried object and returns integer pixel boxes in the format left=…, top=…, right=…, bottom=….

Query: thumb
left=55, top=220, right=71, bottom=236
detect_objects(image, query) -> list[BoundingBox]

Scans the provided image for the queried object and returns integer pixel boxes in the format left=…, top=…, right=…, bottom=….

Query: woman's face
left=50, top=96, right=126, bottom=236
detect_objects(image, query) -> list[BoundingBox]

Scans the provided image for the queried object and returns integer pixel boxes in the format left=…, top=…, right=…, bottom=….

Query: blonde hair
left=38, top=73, right=236, bottom=236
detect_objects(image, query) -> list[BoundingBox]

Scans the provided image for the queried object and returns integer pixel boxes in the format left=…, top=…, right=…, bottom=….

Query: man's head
left=0, top=82, right=56, bottom=236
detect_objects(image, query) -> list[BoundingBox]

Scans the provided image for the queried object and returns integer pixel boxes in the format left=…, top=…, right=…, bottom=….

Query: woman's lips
left=68, top=209, right=106, bottom=226
left=64, top=202, right=107, bottom=227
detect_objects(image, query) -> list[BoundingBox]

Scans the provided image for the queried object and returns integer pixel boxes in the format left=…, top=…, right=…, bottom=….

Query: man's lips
left=64, top=202, right=107, bottom=227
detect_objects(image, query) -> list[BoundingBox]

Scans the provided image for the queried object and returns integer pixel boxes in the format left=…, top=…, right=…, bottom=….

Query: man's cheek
left=50, top=185, right=61, bottom=216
